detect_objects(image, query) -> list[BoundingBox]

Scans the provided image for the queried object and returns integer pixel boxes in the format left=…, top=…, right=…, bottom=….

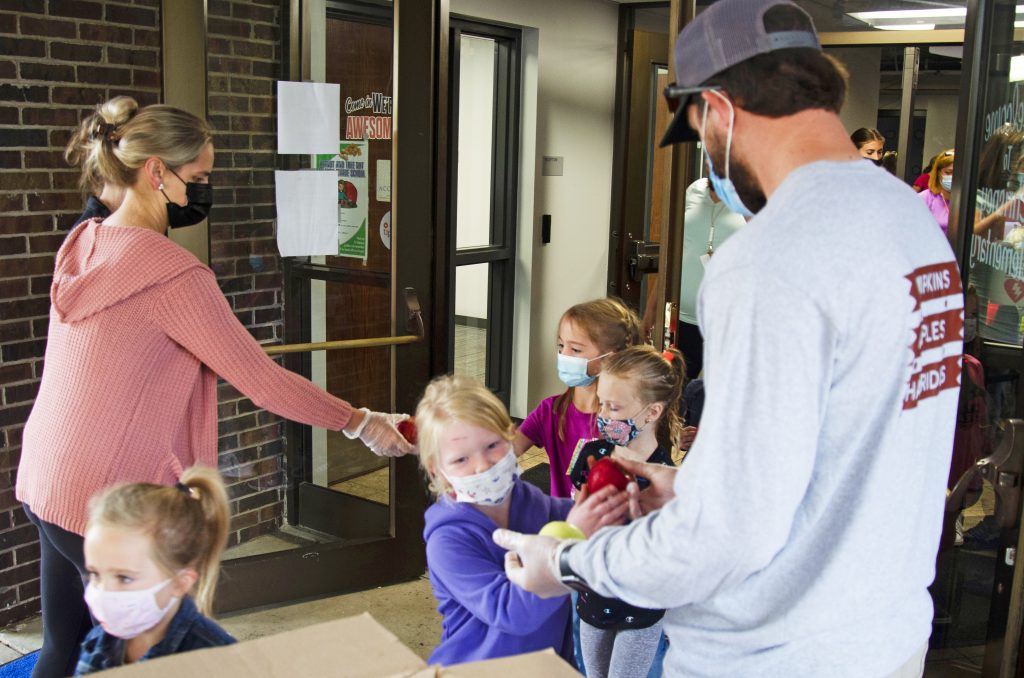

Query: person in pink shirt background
left=16, top=96, right=413, bottom=678
left=919, top=149, right=955, bottom=234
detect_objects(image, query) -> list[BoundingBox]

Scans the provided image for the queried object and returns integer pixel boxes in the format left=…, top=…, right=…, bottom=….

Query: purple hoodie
left=424, top=478, right=573, bottom=665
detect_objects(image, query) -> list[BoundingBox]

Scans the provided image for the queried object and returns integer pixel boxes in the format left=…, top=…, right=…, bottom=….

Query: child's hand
left=567, top=485, right=630, bottom=536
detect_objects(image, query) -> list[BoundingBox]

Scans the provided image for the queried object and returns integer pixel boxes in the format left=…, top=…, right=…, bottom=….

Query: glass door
left=214, top=0, right=445, bottom=613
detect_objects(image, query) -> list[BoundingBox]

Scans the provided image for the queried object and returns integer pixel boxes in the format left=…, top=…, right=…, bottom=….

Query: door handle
left=628, top=240, right=659, bottom=281
left=264, top=287, right=425, bottom=356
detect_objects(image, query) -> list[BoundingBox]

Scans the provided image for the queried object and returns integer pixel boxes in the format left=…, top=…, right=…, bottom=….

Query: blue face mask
left=701, top=93, right=755, bottom=218
left=940, top=175, right=953, bottom=192
left=556, top=351, right=609, bottom=389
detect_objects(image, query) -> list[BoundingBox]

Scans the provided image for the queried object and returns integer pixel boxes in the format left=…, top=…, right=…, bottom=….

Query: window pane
left=454, top=263, right=489, bottom=383
left=456, top=35, right=497, bottom=249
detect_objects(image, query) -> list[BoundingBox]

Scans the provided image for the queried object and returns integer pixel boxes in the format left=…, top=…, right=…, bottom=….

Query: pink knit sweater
left=17, top=220, right=353, bottom=535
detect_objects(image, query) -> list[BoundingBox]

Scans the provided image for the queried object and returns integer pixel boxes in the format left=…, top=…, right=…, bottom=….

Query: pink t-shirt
left=519, top=394, right=598, bottom=498
left=918, top=189, right=949, bottom=234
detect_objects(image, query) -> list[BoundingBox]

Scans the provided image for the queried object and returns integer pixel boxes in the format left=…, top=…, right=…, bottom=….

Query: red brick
left=132, top=69, right=160, bottom=88
left=106, top=46, right=157, bottom=67
left=77, top=66, right=132, bottom=86
left=0, top=214, right=51, bottom=235
left=0, top=60, right=14, bottom=79
left=0, top=37, right=45, bottom=58
left=50, top=41, right=102, bottom=62
left=253, top=24, right=275, bottom=41
left=78, top=23, right=131, bottom=43
left=0, top=84, right=48, bottom=103
left=230, top=77, right=271, bottom=96
left=252, top=60, right=277, bottom=79
left=0, top=14, right=15, bottom=35
left=4, top=381, right=39, bottom=405
left=208, top=0, right=230, bottom=18
left=21, top=107, right=79, bottom=127
left=0, top=173, right=49, bottom=191
left=0, top=256, right=53, bottom=279
left=233, top=2, right=276, bottom=23
left=0, top=364, right=32, bottom=385
left=0, top=237, right=27, bottom=256
left=0, top=319, right=29, bottom=341
left=0, top=151, right=19, bottom=167
left=23, top=150, right=63, bottom=168
left=31, top=315, right=48, bottom=337
left=19, top=61, right=74, bottom=82
left=52, top=86, right=106, bottom=106
left=5, top=0, right=44, bottom=11
left=29, top=233, right=64, bottom=254
left=210, top=56, right=251, bottom=75
left=47, top=0, right=103, bottom=20
left=208, top=17, right=250, bottom=39
left=105, top=4, right=155, bottom=26
left=19, top=16, right=75, bottom=39
left=27, top=192, right=80, bottom=212
left=132, top=28, right=159, bottom=47
left=0, top=128, right=47, bottom=147
left=0, top=194, right=22, bottom=212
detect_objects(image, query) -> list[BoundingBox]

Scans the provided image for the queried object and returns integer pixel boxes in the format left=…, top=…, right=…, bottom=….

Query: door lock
left=628, top=240, right=659, bottom=281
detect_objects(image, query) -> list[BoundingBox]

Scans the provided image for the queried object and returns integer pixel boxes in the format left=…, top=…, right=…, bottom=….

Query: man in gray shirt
left=494, top=0, right=962, bottom=675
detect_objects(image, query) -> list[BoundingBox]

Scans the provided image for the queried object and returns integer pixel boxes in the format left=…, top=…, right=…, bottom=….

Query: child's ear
left=172, top=568, right=199, bottom=597
left=646, top=402, right=665, bottom=425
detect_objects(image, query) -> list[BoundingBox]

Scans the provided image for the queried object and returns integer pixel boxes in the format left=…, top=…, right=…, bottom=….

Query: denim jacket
left=75, top=595, right=236, bottom=675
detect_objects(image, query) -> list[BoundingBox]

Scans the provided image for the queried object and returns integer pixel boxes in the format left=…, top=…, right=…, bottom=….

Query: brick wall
left=205, top=0, right=288, bottom=549
left=0, top=0, right=164, bottom=626
left=0, top=0, right=289, bottom=624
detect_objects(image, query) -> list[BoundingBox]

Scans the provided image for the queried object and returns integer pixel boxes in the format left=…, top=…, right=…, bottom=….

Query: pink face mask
left=84, top=579, right=177, bottom=639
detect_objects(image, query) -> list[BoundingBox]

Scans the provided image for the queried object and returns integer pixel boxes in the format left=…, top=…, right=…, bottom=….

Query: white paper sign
left=379, top=210, right=391, bottom=250
left=274, top=170, right=338, bottom=256
left=376, top=160, right=391, bottom=202
left=276, top=81, right=340, bottom=155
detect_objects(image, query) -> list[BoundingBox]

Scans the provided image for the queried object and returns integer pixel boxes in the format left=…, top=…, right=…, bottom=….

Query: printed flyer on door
left=316, top=141, right=369, bottom=259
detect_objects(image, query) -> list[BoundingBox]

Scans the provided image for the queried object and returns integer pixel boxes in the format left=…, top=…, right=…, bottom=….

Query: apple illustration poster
left=316, top=140, right=369, bottom=259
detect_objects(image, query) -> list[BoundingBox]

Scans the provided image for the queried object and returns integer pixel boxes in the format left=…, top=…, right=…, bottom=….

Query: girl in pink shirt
left=17, top=97, right=412, bottom=678
left=918, top=149, right=954, bottom=234
left=513, top=298, right=641, bottom=498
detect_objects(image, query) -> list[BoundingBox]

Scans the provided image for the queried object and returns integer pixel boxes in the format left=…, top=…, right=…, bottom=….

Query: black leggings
left=23, top=505, right=93, bottom=678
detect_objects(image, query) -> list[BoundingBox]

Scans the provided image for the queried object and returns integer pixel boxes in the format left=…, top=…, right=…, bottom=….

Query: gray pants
left=579, top=621, right=663, bottom=678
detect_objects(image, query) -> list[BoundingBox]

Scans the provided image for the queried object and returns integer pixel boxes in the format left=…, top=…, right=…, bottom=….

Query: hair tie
left=175, top=481, right=197, bottom=499
left=91, top=122, right=117, bottom=142
left=661, top=350, right=674, bottom=364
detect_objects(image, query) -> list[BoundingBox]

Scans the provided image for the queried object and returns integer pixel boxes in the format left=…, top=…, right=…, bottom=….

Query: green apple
left=538, top=521, right=586, bottom=540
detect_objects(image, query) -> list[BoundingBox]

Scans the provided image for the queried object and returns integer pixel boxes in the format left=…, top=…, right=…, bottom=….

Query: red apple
left=587, top=457, right=630, bottom=493
left=396, top=417, right=417, bottom=445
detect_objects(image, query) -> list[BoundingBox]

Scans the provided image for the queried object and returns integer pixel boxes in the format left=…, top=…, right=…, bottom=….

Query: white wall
left=830, top=46, right=881, bottom=135
left=451, top=0, right=620, bottom=418
left=921, top=94, right=958, bottom=165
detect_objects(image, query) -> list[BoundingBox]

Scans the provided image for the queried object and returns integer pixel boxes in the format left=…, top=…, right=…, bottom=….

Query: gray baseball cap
left=660, top=0, right=821, bottom=147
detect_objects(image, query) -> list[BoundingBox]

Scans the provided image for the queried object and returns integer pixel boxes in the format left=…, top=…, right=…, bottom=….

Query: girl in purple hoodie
left=416, top=375, right=630, bottom=666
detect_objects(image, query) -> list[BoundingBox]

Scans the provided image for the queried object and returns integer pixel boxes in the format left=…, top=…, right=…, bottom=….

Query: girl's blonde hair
left=554, top=298, right=642, bottom=440
left=929, top=149, right=955, bottom=194
left=415, top=374, right=515, bottom=497
left=64, top=96, right=212, bottom=195
left=602, top=345, right=686, bottom=451
left=86, top=466, right=230, bottom=617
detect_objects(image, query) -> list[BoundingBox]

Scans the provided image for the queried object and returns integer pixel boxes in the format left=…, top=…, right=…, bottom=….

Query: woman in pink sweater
left=16, top=97, right=413, bottom=678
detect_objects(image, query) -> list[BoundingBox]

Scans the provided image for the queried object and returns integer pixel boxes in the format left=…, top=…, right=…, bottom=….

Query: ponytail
left=177, top=466, right=229, bottom=615
left=65, top=96, right=211, bottom=194
left=86, top=465, right=230, bottom=617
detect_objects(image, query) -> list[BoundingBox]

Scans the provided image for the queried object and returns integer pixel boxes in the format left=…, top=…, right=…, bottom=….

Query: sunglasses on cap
left=663, top=82, right=723, bottom=115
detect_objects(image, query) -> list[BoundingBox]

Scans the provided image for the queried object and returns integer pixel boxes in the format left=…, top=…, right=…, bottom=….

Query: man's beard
left=708, top=137, right=766, bottom=215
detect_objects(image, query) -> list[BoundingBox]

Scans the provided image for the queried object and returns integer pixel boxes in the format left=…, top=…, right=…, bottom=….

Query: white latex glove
left=492, top=529, right=571, bottom=598
left=344, top=409, right=414, bottom=457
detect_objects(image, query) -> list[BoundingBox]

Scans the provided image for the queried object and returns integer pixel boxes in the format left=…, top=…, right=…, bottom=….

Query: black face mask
left=161, top=167, right=213, bottom=229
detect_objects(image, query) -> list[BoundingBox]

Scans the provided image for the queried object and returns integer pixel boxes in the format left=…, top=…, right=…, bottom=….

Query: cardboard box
left=99, top=612, right=579, bottom=677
